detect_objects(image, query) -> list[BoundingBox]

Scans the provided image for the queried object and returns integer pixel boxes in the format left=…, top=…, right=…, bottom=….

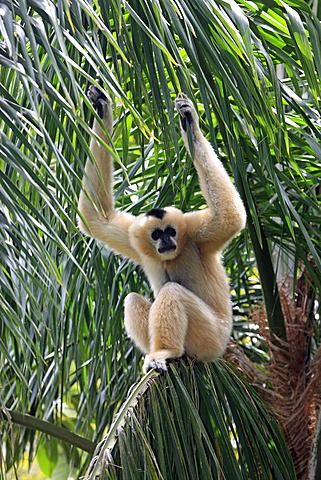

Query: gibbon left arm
left=176, top=95, right=246, bottom=250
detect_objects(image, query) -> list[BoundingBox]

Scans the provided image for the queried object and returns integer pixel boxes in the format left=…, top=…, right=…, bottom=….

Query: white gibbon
left=78, top=86, right=246, bottom=374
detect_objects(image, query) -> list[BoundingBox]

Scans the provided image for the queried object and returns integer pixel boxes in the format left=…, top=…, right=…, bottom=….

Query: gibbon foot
left=87, top=85, right=110, bottom=119
left=175, top=93, right=198, bottom=132
left=143, top=356, right=167, bottom=375
left=143, top=353, right=183, bottom=375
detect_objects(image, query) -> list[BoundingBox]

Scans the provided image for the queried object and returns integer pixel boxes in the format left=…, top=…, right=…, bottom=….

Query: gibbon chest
left=143, top=242, right=215, bottom=300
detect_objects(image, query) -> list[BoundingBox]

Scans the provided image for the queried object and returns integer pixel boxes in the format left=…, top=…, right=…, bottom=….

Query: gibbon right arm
left=78, top=86, right=140, bottom=262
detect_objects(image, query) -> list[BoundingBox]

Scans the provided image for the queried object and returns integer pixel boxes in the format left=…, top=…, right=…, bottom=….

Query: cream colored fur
left=78, top=87, right=246, bottom=374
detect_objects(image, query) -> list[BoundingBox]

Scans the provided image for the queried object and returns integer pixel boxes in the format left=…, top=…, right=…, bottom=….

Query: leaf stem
left=0, top=408, right=96, bottom=453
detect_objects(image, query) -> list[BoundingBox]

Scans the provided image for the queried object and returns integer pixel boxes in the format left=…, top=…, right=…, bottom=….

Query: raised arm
left=175, top=94, right=246, bottom=251
left=78, top=86, right=140, bottom=262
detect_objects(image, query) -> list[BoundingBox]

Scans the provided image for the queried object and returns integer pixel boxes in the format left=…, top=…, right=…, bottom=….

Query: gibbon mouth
left=158, top=245, right=177, bottom=254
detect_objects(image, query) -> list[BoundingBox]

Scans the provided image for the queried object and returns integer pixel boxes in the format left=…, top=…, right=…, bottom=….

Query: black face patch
left=164, top=226, right=176, bottom=237
left=146, top=208, right=166, bottom=220
left=151, top=228, right=162, bottom=241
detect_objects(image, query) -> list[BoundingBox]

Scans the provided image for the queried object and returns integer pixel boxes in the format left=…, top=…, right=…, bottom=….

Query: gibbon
left=78, top=86, right=246, bottom=374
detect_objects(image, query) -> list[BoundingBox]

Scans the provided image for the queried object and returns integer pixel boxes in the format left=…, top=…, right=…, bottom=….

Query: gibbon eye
left=151, top=228, right=162, bottom=241
left=165, top=226, right=176, bottom=237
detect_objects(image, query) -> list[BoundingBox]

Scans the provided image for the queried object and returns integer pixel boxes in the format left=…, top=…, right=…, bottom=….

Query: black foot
left=143, top=357, right=167, bottom=375
left=152, top=360, right=167, bottom=375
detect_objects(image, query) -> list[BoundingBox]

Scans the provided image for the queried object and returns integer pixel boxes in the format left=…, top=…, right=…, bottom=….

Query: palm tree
left=0, top=0, right=320, bottom=478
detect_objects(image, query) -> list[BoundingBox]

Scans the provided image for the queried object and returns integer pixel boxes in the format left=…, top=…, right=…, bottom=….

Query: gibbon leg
left=143, top=282, right=231, bottom=374
left=143, top=282, right=189, bottom=373
left=124, top=293, right=151, bottom=354
left=184, top=302, right=232, bottom=363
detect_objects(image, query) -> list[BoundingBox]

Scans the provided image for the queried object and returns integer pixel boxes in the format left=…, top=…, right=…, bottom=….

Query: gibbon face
left=129, top=207, right=187, bottom=261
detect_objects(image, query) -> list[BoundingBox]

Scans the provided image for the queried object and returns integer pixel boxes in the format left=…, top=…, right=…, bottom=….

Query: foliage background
left=0, top=0, right=320, bottom=478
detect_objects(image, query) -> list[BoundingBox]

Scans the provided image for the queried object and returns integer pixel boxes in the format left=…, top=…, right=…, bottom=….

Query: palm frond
left=86, top=360, right=296, bottom=480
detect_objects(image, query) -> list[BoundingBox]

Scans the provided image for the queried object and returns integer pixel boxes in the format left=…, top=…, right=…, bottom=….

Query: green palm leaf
left=0, top=0, right=320, bottom=478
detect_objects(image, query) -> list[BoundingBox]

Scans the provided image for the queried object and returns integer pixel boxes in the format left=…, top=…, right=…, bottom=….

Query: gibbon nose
left=158, top=233, right=176, bottom=254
